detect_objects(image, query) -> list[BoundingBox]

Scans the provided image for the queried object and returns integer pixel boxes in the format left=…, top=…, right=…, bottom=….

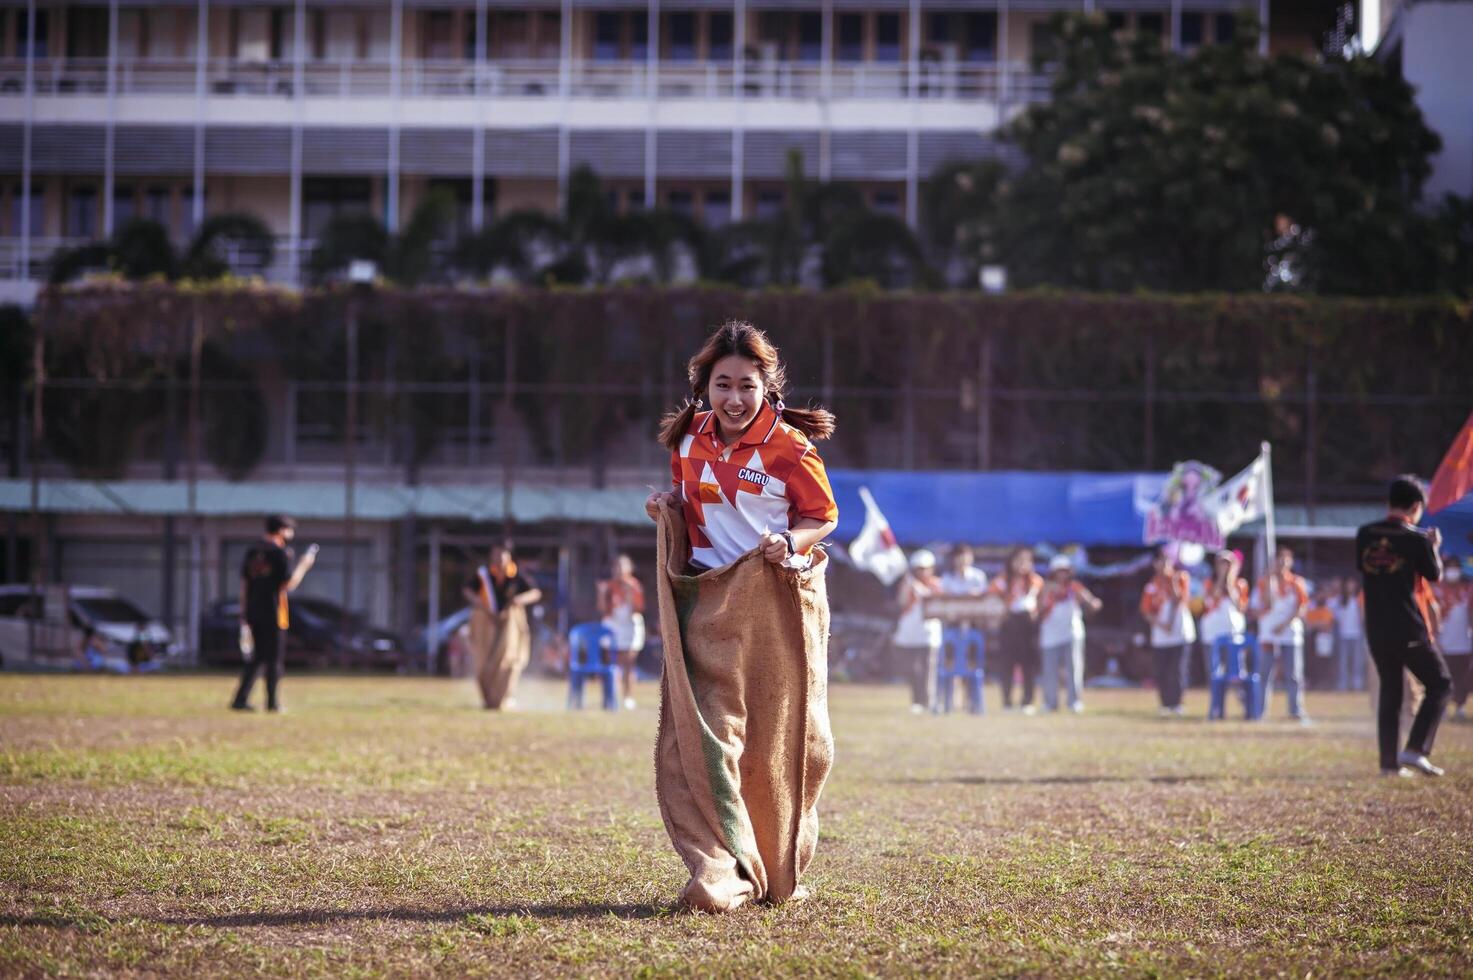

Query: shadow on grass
left=891, top=774, right=1218, bottom=786
left=3, top=902, right=671, bottom=931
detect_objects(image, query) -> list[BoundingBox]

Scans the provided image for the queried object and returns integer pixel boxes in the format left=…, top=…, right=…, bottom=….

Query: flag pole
left=1261, top=441, right=1277, bottom=562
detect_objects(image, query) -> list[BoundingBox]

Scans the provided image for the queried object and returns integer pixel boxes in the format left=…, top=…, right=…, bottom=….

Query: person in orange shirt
left=1254, top=546, right=1311, bottom=722
left=1198, top=549, right=1250, bottom=647
left=1140, top=546, right=1196, bottom=715
left=994, top=547, right=1044, bottom=713
left=1431, top=561, right=1471, bottom=720
left=597, top=554, right=646, bottom=710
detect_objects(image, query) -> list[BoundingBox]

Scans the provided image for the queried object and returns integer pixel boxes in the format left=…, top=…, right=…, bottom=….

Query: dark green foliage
left=181, top=213, right=276, bottom=280
left=986, top=11, right=1465, bottom=296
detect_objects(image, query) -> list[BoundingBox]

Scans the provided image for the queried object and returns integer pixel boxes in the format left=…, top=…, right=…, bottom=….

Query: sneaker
left=1069, top=701, right=1085, bottom=714
left=1396, top=751, right=1445, bottom=777
left=623, top=697, right=637, bottom=711
left=1294, top=715, right=1313, bottom=727
left=266, top=705, right=285, bottom=714
left=1021, top=705, right=1037, bottom=716
left=1380, top=766, right=1416, bottom=778
left=1170, top=705, right=1186, bottom=716
left=909, top=703, right=925, bottom=715
left=1158, top=707, right=1173, bottom=718
left=230, top=703, right=255, bottom=712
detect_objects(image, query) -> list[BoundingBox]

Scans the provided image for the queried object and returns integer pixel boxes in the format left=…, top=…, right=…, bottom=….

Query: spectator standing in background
left=1330, top=578, right=1368, bottom=692
left=231, top=514, right=316, bottom=713
left=995, top=547, right=1044, bottom=714
left=598, top=554, right=646, bottom=711
left=1433, top=560, right=1472, bottom=721
left=1199, top=549, right=1250, bottom=648
left=940, top=544, right=988, bottom=596
left=893, top=550, right=944, bottom=714
left=1038, top=554, right=1101, bottom=714
left=1255, top=546, right=1311, bottom=723
left=1357, top=476, right=1449, bottom=777
left=1140, top=547, right=1194, bottom=716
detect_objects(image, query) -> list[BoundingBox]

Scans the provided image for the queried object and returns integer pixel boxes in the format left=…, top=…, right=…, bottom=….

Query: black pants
left=232, top=622, right=285, bottom=710
left=1153, top=645, right=1188, bottom=709
left=1369, top=640, right=1451, bottom=771
left=998, top=613, right=1038, bottom=708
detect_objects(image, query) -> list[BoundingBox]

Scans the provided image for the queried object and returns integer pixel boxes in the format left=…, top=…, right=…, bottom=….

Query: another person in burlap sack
left=461, top=543, right=542, bottom=710
left=644, top=320, right=838, bottom=912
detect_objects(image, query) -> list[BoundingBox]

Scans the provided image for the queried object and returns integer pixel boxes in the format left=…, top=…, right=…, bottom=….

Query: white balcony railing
left=1, top=55, right=1051, bottom=103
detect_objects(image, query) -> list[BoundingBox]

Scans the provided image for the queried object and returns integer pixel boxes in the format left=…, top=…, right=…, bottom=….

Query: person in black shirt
left=231, top=514, right=316, bottom=712
left=1356, top=476, right=1451, bottom=777
left=461, top=542, right=542, bottom=709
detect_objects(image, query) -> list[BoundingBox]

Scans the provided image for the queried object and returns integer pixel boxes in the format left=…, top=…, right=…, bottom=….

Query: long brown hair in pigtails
left=658, top=320, right=836, bottom=451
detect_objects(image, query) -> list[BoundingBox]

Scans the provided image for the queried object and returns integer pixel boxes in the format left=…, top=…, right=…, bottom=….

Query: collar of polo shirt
left=700, top=400, right=781, bottom=448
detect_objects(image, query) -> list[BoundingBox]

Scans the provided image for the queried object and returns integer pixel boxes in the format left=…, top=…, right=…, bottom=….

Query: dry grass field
left=2, top=674, right=1471, bottom=977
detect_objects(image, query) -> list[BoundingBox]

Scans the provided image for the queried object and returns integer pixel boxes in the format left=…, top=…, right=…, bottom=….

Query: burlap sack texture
left=470, top=604, right=530, bottom=709
left=654, top=505, right=836, bottom=912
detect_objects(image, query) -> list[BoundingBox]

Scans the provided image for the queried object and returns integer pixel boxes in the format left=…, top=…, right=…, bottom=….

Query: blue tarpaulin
left=828, top=470, right=1167, bottom=547
left=1430, top=492, right=1473, bottom=558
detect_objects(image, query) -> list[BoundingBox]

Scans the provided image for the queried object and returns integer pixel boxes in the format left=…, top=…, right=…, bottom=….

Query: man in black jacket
left=1356, top=476, right=1450, bottom=777
left=231, top=514, right=316, bottom=713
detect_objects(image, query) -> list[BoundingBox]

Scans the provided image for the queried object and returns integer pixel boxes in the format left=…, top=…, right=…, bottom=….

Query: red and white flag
left=1206, top=447, right=1272, bottom=542
left=848, top=486, right=908, bottom=585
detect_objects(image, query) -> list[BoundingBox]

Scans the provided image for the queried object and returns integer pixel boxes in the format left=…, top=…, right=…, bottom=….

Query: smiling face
left=706, top=354, right=766, bottom=443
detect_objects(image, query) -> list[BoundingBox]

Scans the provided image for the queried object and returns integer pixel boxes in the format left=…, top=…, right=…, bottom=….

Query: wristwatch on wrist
left=780, top=531, right=797, bottom=557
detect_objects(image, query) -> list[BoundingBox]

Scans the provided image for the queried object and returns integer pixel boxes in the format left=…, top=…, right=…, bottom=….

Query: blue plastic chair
left=567, top=622, right=619, bottom=710
left=1208, top=634, right=1262, bottom=720
left=937, top=627, right=986, bottom=715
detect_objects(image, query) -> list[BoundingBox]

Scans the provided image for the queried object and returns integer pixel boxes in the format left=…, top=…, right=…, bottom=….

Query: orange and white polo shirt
left=670, top=402, right=838, bottom=569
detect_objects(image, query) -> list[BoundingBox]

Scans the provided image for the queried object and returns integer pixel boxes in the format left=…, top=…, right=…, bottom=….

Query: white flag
left=1207, top=449, right=1271, bottom=542
left=847, top=486, right=909, bottom=586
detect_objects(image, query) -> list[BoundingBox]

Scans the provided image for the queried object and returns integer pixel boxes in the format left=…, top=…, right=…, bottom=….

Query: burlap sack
left=654, top=506, right=835, bottom=912
left=471, top=604, right=530, bottom=709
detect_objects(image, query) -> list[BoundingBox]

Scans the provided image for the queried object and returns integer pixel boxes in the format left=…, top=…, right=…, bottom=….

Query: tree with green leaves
left=48, top=213, right=275, bottom=285
left=988, top=12, right=1459, bottom=295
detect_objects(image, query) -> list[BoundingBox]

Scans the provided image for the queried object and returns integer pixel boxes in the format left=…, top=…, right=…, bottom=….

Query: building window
left=423, top=11, right=455, bottom=60
left=497, top=11, right=530, bottom=59
left=703, top=190, right=731, bottom=229
left=630, top=12, right=648, bottom=61
left=18, top=9, right=50, bottom=59
left=537, top=12, right=560, bottom=58
left=1180, top=12, right=1203, bottom=48
left=709, top=12, right=733, bottom=60
left=593, top=12, right=620, bottom=61
left=303, top=177, right=370, bottom=240
left=145, top=186, right=171, bottom=229
left=113, top=185, right=137, bottom=228
left=837, top=14, right=863, bottom=63
left=1030, top=22, right=1059, bottom=69
left=67, top=185, right=98, bottom=239
left=667, top=190, right=693, bottom=217
left=927, top=13, right=952, bottom=46
left=755, top=189, right=784, bottom=219
left=66, top=7, right=109, bottom=59
left=875, top=13, right=900, bottom=63
left=1137, top=13, right=1165, bottom=39
left=964, top=13, right=996, bottom=63
left=667, top=12, right=695, bottom=62
left=797, top=13, right=821, bottom=63
left=1214, top=13, right=1236, bottom=43
left=8, top=184, right=45, bottom=238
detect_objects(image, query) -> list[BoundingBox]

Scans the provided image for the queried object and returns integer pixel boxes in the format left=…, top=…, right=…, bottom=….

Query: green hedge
left=26, top=283, right=1473, bottom=494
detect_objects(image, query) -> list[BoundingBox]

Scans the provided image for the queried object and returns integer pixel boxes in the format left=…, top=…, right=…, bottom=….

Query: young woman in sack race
left=643, top=320, right=838, bottom=912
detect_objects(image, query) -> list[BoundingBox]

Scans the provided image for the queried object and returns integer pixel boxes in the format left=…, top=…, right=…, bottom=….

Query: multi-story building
left=1, top=0, right=1277, bottom=302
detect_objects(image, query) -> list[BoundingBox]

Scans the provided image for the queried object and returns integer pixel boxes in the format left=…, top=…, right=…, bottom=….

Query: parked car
left=198, top=596, right=402, bottom=671
left=0, top=584, right=180, bottom=671
left=408, top=606, right=472, bottom=675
